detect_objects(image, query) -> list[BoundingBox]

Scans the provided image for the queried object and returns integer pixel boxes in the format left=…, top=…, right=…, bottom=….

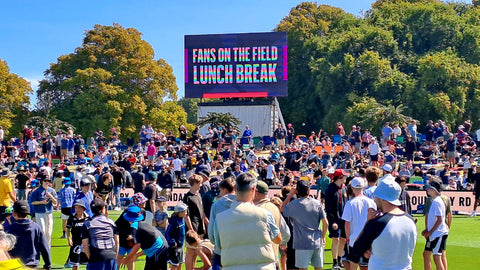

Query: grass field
left=39, top=212, right=480, bottom=269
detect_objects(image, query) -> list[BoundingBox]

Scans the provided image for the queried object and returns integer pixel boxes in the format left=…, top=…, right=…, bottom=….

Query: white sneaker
left=114, top=207, right=121, bottom=211
left=469, top=211, right=476, bottom=217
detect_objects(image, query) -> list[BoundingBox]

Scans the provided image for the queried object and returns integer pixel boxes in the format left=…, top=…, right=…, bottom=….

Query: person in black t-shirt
left=94, top=173, right=114, bottom=215
left=183, top=174, right=208, bottom=270
left=143, top=172, right=158, bottom=225
left=66, top=199, right=90, bottom=269
left=121, top=206, right=169, bottom=270
left=111, top=165, right=125, bottom=211
left=131, top=166, right=146, bottom=194
left=15, top=166, right=29, bottom=201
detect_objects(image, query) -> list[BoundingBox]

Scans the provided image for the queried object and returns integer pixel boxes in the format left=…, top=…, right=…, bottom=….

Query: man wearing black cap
left=144, top=172, right=159, bottom=226
left=214, top=173, right=281, bottom=269
left=30, top=174, right=57, bottom=247
left=4, top=200, right=51, bottom=269
left=82, top=198, right=119, bottom=270
left=282, top=180, right=328, bottom=270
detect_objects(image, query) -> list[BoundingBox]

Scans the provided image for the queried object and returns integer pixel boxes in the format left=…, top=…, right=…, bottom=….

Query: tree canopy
left=277, top=0, right=480, bottom=136
left=37, top=23, right=182, bottom=140
left=0, top=58, right=32, bottom=137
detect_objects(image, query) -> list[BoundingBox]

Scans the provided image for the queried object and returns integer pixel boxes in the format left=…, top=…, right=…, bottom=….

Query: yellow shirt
left=0, top=176, right=14, bottom=207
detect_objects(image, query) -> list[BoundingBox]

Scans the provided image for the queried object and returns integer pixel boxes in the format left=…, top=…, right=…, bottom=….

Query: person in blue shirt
left=72, top=178, right=94, bottom=217
left=58, top=177, right=75, bottom=238
left=166, top=203, right=187, bottom=270
left=29, top=174, right=57, bottom=247
left=242, top=125, right=253, bottom=145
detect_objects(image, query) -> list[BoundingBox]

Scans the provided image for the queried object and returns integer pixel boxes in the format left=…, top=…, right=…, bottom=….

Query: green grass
left=41, top=212, right=480, bottom=269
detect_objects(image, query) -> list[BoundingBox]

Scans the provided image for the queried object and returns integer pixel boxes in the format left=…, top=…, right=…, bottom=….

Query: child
left=166, top=203, right=187, bottom=270
left=185, top=230, right=214, bottom=270
left=66, top=199, right=90, bottom=270
left=153, top=196, right=169, bottom=235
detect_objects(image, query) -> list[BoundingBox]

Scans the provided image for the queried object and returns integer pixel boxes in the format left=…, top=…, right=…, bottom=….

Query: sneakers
left=332, top=264, right=342, bottom=270
left=60, top=234, right=66, bottom=239
left=469, top=211, right=477, bottom=217
left=114, top=207, right=121, bottom=211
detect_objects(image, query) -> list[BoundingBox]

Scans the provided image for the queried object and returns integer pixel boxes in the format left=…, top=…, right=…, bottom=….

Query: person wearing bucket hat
left=66, top=199, right=90, bottom=269
left=58, top=177, right=76, bottom=239
left=422, top=180, right=449, bottom=270
left=121, top=206, right=169, bottom=269
left=166, top=203, right=188, bottom=269
left=348, top=179, right=417, bottom=269
left=324, top=169, right=348, bottom=269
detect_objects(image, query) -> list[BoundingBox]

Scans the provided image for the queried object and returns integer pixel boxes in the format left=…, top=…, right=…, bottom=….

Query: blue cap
left=73, top=199, right=86, bottom=209
left=174, top=203, right=188, bottom=213
left=123, top=206, right=144, bottom=222
left=373, top=179, right=401, bottom=206
left=63, top=177, right=72, bottom=185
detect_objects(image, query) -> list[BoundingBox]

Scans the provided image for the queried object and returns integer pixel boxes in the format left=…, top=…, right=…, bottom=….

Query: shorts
left=148, top=155, right=155, bottom=162
left=370, top=154, right=378, bottom=162
left=68, top=244, right=89, bottom=266
left=277, top=138, right=285, bottom=146
left=87, top=259, right=117, bottom=270
left=61, top=207, right=72, bottom=220
left=146, top=247, right=168, bottom=270
left=61, top=149, right=68, bottom=157
left=295, top=248, right=324, bottom=269
left=406, top=153, right=414, bottom=161
left=446, top=151, right=456, bottom=159
left=68, top=151, right=75, bottom=158
left=328, top=220, right=346, bottom=238
left=28, top=152, right=36, bottom=158
left=425, top=235, right=448, bottom=255
left=167, top=246, right=184, bottom=266
left=354, top=142, right=361, bottom=151
left=118, top=246, right=132, bottom=256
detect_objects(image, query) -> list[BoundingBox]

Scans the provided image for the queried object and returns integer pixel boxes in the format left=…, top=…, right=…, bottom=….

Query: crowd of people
left=0, top=118, right=477, bottom=269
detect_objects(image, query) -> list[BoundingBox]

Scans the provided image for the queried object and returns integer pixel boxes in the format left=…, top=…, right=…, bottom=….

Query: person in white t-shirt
left=0, top=126, right=4, bottom=142
left=422, top=180, right=449, bottom=270
left=368, top=138, right=380, bottom=168
left=265, top=159, right=277, bottom=186
left=172, top=155, right=184, bottom=185
left=342, top=177, right=376, bottom=270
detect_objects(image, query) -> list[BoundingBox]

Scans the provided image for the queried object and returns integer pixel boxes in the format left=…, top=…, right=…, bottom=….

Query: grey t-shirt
left=283, top=197, right=326, bottom=249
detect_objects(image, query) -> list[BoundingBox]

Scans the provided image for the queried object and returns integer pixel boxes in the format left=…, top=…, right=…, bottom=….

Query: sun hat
left=131, top=193, right=148, bottom=206
left=333, top=169, right=349, bottom=178
left=256, top=181, right=269, bottom=194
left=373, top=179, right=401, bottom=206
left=174, top=203, right=188, bottom=213
left=73, top=199, right=86, bottom=209
left=123, top=205, right=144, bottom=222
left=426, top=180, right=442, bottom=194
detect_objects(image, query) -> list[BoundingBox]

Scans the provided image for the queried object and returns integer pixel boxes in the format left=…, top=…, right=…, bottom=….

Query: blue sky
left=0, top=0, right=392, bottom=100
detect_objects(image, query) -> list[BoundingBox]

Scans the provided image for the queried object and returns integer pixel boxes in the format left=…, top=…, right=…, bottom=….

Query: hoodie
left=208, top=193, right=236, bottom=255
left=3, top=217, right=51, bottom=268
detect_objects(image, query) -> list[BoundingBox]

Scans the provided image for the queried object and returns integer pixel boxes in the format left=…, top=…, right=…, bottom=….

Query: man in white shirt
left=27, top=137, right=39, bottom=162
left=265, top=159, right=277, bottom=186
left=422, top=180, right=449, bottom=270
left=368, top=138, right=380, bottom=168
left=172, top=155, right=184, bottom=186
left=342, top=177, right=376, bottom=269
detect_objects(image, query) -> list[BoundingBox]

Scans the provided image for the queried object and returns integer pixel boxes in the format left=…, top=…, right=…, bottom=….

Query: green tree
left=0, top=58, right=32, bottom=137
left=197, top=112, right=241, bottom=131
left=37, top=24, right=182, bottom=140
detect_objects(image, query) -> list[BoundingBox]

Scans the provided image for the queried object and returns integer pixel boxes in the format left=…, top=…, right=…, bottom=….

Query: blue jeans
left=212, top=253, right=222, bottom=270
left=17, top=189, right=26, bottom=201
left=113, top=185, right=122, bottom=207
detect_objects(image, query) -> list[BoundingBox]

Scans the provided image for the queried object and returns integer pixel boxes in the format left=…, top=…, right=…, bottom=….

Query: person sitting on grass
left=166, top=203, right=188, bottom=270
left=66, top=199, right=90, bottom=270
left=185, top=230, right=215, bottom=270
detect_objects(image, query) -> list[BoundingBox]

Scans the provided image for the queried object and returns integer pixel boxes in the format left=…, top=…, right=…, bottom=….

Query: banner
left=184, top=32, right=288, bottom=98
left=120, top=188, right=475, bottom=214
